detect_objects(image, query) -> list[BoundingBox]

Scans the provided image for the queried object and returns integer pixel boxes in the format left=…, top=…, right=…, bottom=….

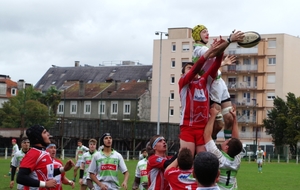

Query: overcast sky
left=1, top=0, right=299, bottom=85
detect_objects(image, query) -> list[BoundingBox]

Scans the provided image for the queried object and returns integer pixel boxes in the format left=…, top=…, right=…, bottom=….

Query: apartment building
left=151, top=27, right=300, bottom=149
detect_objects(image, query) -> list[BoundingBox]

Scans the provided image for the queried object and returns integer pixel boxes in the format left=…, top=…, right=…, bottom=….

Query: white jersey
left=193, top=44, right=229, bottom=104
left=11, top=144, right=19, bottom=161
left=88, top=149, right=128, bottom=189
left=256, top=150, right=264, bottom=159
left=205, top=140, right=241, bottom=190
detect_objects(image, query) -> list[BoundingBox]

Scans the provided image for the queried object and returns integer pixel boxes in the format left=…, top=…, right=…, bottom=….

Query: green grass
left=1, top=158, right=300, bottom=190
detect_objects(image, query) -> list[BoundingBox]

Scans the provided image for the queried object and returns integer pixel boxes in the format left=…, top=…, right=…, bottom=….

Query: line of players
left=8, top=24, right=265, bottom=190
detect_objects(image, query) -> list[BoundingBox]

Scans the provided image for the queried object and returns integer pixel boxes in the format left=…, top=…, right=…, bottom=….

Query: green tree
left=40, top=86, right=61, bottom=116
left=0, top=86, right=56, bottom=129
left=263, top=92, right=300, bottom=155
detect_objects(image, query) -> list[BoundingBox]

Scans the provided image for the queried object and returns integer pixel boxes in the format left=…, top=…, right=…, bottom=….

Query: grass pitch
left=0, top=158, right=299, bottom=190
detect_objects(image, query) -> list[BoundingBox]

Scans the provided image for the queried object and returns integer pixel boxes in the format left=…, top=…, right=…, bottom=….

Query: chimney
left=79, top=80, right=85, bottom=97
left=17, top=79, right=25, bottom=90
left=75, top=61, right=80, bottom=67
left=114, top=80, right=120, bottom=91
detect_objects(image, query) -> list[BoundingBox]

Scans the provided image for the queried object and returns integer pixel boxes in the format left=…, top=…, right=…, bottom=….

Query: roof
left=0, top=78, right=18, bottom=98
left=62, top=81, right=150, bottom=100
left=34, top=65, right=152, bottom=92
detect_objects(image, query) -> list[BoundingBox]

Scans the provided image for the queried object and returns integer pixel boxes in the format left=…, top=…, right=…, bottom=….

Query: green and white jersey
left=76, top=145, right=89, bottom=161
left=11, top=144, right=20, bottom=162
left=135, top=158, right=148, bottom=190
left=88, top=149, right=128, bottom=189
left=82, top=151, right=97, bottom=179
left=11, top=149, right=26, bottom=167
left=205, top=140, right=241, bottom=190
left=256, top=150, right=264, bottom=159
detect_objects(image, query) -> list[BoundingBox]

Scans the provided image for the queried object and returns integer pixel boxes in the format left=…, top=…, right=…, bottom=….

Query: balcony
left=225, top=47, right=258, bottom=55
left=222, top=65, right=258, bottom=74
left=227, top=82, right=257, bottom=91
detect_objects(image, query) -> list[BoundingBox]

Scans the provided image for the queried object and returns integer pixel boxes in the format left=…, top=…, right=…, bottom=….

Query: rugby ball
left=237, top=31, right=261, bottom=48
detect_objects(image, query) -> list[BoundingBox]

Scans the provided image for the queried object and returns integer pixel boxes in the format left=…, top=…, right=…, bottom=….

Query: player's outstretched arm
left=204, top=105, right=221, bottom=143
left=230, top=105, right=239, bottom=138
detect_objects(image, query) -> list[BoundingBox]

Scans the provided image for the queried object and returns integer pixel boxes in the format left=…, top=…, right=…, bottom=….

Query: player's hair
left=177, top=148, right=193, bottom=170
left=227, top=138, right=243, bottom=158
left=77, top=139, right=83, bottom=143
left=21, top=136, right=29, bottom=143
left=181, top=62, right=194, bottom=74
left=146, top=135, right=163, bottom=157
left=193, top=151, right=219, bottom=187
left=50, top=139, right=57, bottom=146
left=89, top=138, right=97, bottom=144
left=141, top=148, right=147, bottom=153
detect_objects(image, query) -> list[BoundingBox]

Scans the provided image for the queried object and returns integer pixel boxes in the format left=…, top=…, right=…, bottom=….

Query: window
left=84, top=101, right=91, bottom=114
left=124, top=101, right=131, bottom=114
left=170, top=107, right=174, bottom=116
left=70, top=101, right=77, bottom=114
left=243, top=58, right=251, bottom=65
left=267, top=74, right=276, bottom=83
left=241, top=126, right=246, bottom=132
left=57, top=102, right=64, bottom=114
left=268, top=40, right=276, bottom=48
left=172, top=43, right=176, bottom=52
left=182, top=42, right=190, bottom=51
left=98, top=101, right=105, bottom=114
left=170, top=75, right=175, bottom=84
left=171, top=59, right=175, bottom=68
left=170, top=91, right=175, bottom=100
left=268, top=57, right=276, bottom=65
left=267, top=92, right=275, bottom=100
left=243, top=93, right=250, bottom=103
left=111, top=101, right=118, bottom=114
left=11, top=88, right=17, bottom=96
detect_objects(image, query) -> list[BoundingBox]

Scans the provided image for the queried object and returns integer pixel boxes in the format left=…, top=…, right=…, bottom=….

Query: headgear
left=100, top=133, right=111, bottom=147
left=192, top=24, right=207, bottom=42
left=26, top=125, right=48, bottom=147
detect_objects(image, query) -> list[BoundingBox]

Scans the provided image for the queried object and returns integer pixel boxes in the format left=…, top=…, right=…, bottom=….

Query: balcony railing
left=222, top=65, right=258, bottom=72
left=225, top=47, right=258, bottom=55
left=227, top=82, right=257, bottom=89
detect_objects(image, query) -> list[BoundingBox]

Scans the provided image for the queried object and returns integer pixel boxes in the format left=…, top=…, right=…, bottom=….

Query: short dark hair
left=77, top=139, right=82, bottom=143
left=178, top=148, right=193, bottom=170
left=141, top=148, right=147, bottom=153
left=227, top=138, right=243, bottom=158
left=181, top=62, right=194, bottom=74
left=193, top=151, right=219, bottom=187
left=21, top=136, right=29, bottom=143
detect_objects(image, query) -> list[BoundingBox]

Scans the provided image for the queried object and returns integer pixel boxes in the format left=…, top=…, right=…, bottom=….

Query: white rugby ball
left=237, top=31, right=261, bottom=48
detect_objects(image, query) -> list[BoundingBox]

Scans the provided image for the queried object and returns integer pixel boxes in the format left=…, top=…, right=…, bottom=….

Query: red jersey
left=20, top=148, right=54, bottom=190
left=53, top=158, right=65, bottom=190
left=147, top=155, right=170, bottom=190
left=179, top=55, right=222, bottom=127
left=164, top=167, right=197, bottom=190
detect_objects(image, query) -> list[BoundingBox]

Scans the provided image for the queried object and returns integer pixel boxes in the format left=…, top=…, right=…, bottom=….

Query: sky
left=1, top=0, right=300, bottom=85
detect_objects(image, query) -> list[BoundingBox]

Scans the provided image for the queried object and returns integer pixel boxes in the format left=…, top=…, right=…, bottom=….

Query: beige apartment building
left=151, top=27, right=300, bottom=150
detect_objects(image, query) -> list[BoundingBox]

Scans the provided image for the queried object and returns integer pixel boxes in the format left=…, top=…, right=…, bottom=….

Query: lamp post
left=155, top=31, right=168, bottom=135
left=252, top=98, right=258, bottom=152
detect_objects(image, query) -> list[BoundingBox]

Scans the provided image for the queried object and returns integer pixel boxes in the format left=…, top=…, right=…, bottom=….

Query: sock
left=224, top=129, right=232, bottom=139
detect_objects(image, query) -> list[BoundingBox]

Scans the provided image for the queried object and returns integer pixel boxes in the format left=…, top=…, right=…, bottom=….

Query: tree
left=263, top=92, right=300, bottom=155
left=40, top=86, right=61, bottom=116
left=0, top=86, right=56, bottom=129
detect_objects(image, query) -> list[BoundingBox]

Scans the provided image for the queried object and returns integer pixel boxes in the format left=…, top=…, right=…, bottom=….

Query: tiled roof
left=62, top=81, right=149, bottom=100
left=0, top=78, right=18, bottom=98
left=34, top=65, right=152, bottom=92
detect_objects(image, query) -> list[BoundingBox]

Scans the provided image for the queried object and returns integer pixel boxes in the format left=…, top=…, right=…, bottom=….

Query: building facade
left=151, top=27, right=300, bottom=149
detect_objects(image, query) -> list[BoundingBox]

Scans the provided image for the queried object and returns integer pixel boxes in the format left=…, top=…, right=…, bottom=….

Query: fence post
left=268, top=154, right=270, bottom=163
left=61, top=149, right=65, bottom=160
left=296, top=155, right=298, bottom=164
left=287, top=154, right=289, bottom=163
left=248, top=155, right=251, bottom=163
left=278, top=154, right=280, bottom=163
left=5, top=148, right=8, bottom=159
left=138, top=151, right=141, bottom=160
left=126, top=151, right=129, bottom=161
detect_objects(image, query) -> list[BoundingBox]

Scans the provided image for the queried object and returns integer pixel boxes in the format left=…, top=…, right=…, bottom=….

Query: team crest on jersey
left=177, top=173, right=196, bottom=184
left=193, top=89, right=206, bottom=102
left=156, top=157, right=163, bottom=163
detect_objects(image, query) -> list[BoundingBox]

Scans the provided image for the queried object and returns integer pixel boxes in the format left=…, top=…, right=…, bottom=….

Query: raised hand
left=222, top=55, right=237, bottom=66
left=230, top=30, right=245, bottom=42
